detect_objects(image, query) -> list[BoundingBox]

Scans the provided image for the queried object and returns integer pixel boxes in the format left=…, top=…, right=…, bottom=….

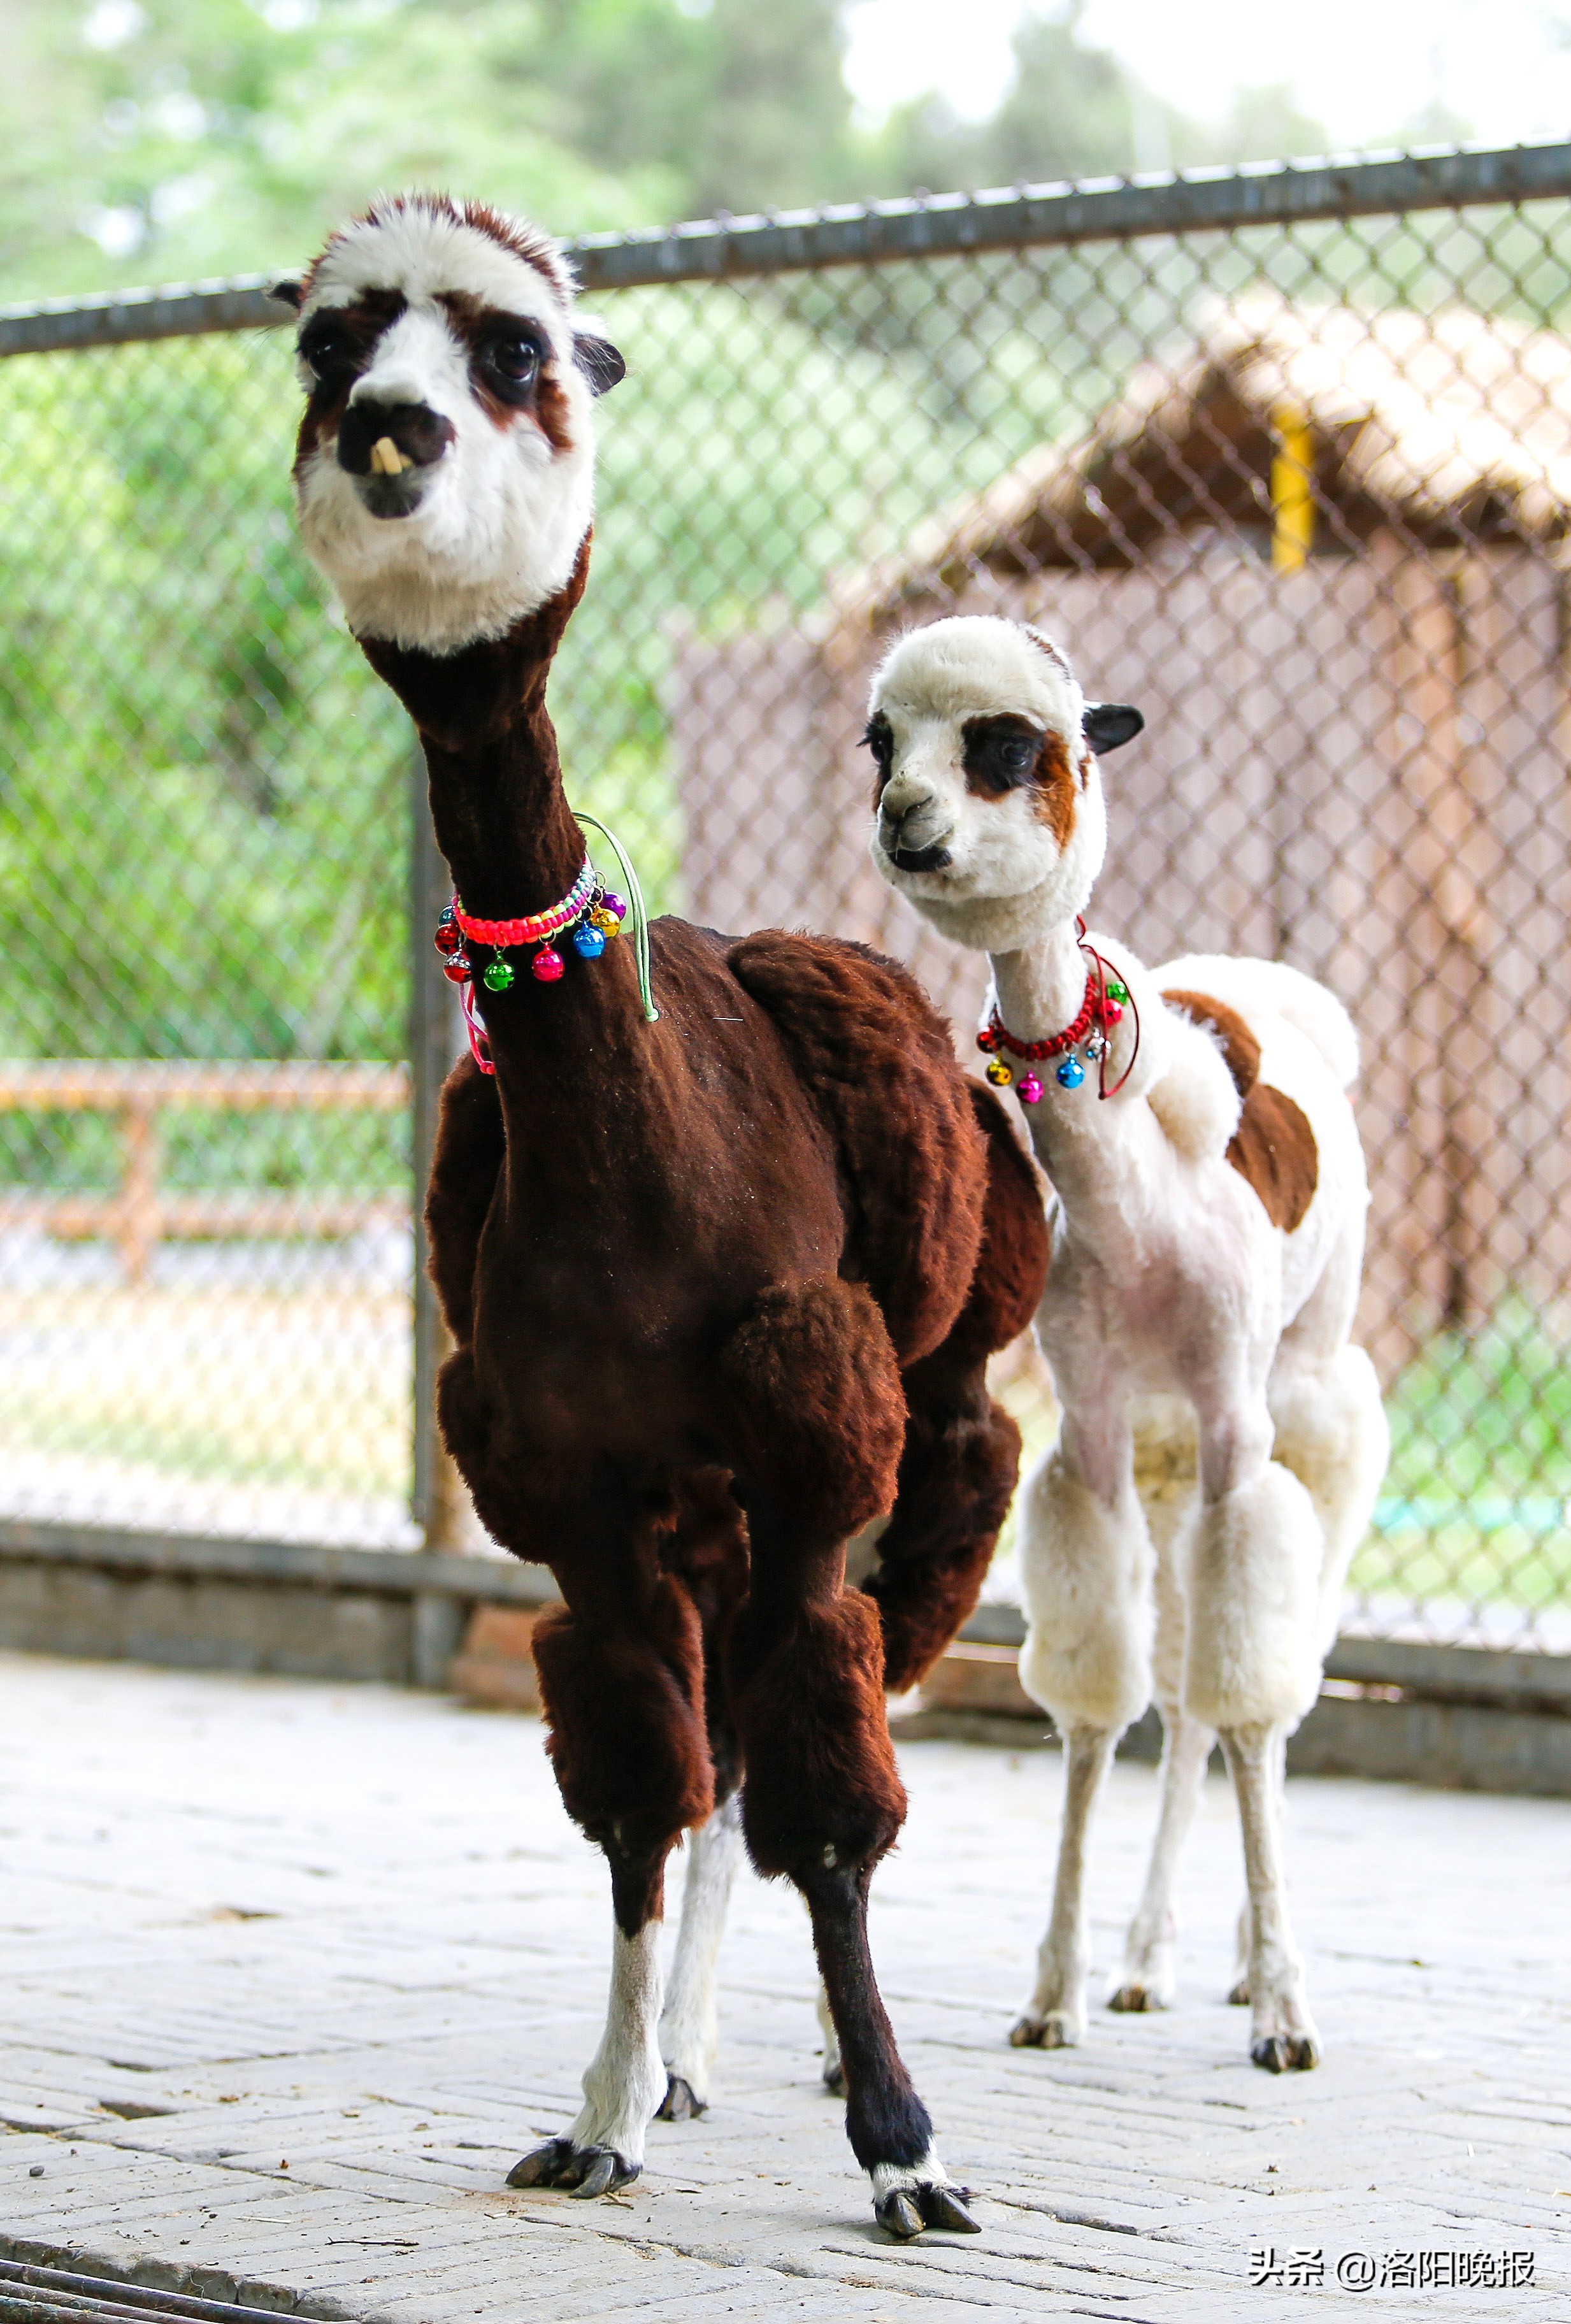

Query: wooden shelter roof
left=833, top=298, right=1571, bottom=632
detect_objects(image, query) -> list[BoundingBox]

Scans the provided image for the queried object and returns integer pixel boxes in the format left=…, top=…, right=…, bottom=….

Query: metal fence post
left=409, top=738, right=468, bottom=1560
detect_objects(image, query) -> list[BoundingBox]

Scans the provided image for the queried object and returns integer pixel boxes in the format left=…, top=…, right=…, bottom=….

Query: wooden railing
left=0, top=1061, right=411, bottom=1282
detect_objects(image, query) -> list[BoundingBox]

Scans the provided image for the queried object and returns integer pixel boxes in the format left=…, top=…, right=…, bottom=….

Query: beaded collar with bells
left=432, top=811, right=658, bottom=1076
left=977, top=917, right=1141, bottom=1104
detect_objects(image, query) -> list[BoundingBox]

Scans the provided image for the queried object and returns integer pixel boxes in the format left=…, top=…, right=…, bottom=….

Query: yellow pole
left=1270, top=403, right=1316, bottom=572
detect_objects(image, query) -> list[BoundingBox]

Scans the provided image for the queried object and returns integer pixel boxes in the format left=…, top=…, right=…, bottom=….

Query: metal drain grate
left=0, top=2261, right=352, bottom=2324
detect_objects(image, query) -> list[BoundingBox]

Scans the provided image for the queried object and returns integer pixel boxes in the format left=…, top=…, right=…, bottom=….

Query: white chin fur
left=296, top=434, right=592, bottom=653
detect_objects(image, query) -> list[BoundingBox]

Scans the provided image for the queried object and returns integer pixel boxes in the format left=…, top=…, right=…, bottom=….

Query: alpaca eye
left=998, top=737, right=1034, bottom=771
left=487, top=335, right=540, bottom=385
left=300, top=325, right=353, bottom=380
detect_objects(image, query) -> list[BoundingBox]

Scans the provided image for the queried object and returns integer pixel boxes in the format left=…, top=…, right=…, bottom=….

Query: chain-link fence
left=3, top=148, right=1569, bottom=1647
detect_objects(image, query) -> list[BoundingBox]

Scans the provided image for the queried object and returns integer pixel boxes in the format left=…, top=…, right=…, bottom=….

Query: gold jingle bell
left=591, top=907, right=621, bottom=935
left=985, top=1058, right=1014, bottom=1087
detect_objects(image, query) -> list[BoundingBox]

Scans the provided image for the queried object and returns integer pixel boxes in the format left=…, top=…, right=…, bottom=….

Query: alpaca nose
left=879, top=787, right=952, bottom=870
left=337, top=398, right=456, bottom=478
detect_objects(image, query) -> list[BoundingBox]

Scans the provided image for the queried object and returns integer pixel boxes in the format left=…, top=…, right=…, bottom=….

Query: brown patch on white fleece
left=1162, top=987, right=1317, bottom=1232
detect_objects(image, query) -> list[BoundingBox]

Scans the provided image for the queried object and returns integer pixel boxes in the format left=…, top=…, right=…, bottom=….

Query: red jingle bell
left=441, top=955, right=471, bottom=984
left=532, top=945, right=565, bottom=983
left=1101, top=1000, right=1124, bottom=1024
left=434, top=920, right=464, bottom=958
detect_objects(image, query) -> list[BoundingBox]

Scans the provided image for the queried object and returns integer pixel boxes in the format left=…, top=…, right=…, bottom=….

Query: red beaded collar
left=975, top=919, right=1140, bottom=1103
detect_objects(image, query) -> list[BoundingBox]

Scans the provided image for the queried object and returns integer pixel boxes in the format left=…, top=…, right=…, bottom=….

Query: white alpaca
left=867, top=615, right=1388, bottom=2072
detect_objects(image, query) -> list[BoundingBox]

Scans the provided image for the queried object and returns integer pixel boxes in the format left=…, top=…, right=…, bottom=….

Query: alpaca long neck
left=991, top=916, right=1088, bottom=1051
left=991, top=913, right=1149, bottom=1224
left=359, top=541, right=589, bottom=919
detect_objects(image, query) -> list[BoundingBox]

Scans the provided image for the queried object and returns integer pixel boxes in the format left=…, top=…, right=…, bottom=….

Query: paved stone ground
left=0, top=1654, right=1566, bottom=2323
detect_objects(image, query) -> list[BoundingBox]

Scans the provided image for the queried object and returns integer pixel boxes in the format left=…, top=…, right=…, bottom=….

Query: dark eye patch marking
left=961, top=714, right=1076, bottom=844
left=861, top=711, right=894, bottom=808
left=292, top=289, right=408, bottom=470
left=435, top=293, right=570, bottom=447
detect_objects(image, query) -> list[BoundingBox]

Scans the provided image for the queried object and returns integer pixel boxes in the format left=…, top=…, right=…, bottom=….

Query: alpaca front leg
left=1219, top=1721, right=1319, bottom=2072
left=1012, top=1723, right=1114, bottom=2048
left=1109, top=1705, right=1214, bottom=2013
left=510, top=1881, right=669, bottom=2193
left=657, top=1789, right=743, bottom=2118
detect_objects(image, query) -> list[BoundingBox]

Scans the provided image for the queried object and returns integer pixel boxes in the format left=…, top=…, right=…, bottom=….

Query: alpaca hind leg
left=815, top=1972, right=843, bottom=2095
left=1012, top=1722, right=1115, bottom=2048
left=1219, top=1722, right=1319, bottom=2071
left=657, top=1788, right=743, bottom=2118
left=1109, top=1705, right=1214, bottom=2012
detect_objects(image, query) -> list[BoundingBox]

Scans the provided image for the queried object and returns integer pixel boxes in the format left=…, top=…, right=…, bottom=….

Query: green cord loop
left=573, top=810, right=659, bottom=1022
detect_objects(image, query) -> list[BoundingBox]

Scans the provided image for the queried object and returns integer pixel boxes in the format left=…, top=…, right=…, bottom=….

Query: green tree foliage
left=0, top=0, right=1354, bottom=306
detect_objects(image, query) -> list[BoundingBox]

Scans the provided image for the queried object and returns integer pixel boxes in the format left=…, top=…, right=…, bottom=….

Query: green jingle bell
left=1105, top=980, right=1129, bottom=1003
left=482, top=957, right=515, bottom=993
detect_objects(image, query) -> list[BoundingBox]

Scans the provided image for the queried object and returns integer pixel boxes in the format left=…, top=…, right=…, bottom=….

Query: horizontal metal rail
left=1, top=141, right=1568, bottom=357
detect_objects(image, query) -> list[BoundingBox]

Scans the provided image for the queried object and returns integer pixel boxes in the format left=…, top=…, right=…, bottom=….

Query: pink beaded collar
left=432, top=856, right=628, bottom=1075
left=975, top=919, right=1140, bottom=1105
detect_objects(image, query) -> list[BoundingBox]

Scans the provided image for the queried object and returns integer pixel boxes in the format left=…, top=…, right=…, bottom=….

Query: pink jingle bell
left=1017, top=1072, right=1044, bottom=1105
left=532, top=945, right=565, bottom=983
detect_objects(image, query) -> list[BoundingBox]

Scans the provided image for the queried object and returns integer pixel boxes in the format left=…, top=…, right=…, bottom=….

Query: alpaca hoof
left=919, top=2184, right=980, bottom=2234
left=875, top=2190, right=924, bottom=2240
left=1108, top=1982, right=1160, bottom=2013
left=506, top=2139, right=639, bottom=2195
left=1228, top=1977, right=1250, bottom=2006
left=506, top=2139, right=573, bottom=2188
left=568, top=2146, right=640, bottom=2198
left=822, top=2059, right=845, bottom=2097
left=657, top=2074, right=705, bottom=2121
left=1009, top=2011, right=1077, bottom=2049
left=1251, top=2033, right=1319, bottom=2074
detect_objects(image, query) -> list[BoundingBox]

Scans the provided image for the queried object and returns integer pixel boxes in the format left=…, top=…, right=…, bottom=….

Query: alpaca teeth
left=369, top=437, right=410, bottom=476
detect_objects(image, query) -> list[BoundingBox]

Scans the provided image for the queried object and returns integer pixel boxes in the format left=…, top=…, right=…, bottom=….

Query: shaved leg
left=1220, top=1721, right=1319, bottom=2072
left=1011, top=1723, right=1116, bottom=2049
left=658, top=1790, right=743, bottom=2118
left=510, top=1898, right=668, bottom=2195
left=1110, top=1705, right=1215, bottom=2012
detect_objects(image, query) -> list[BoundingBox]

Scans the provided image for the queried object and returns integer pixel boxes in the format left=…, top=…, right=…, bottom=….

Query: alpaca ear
left=271, top=278, right=304, bottom=312
left=1083, top=703, right=1144, bottom=754
left=573, top=333, right=626, bottom=395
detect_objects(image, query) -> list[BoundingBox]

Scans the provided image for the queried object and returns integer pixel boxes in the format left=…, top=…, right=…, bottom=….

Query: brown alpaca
left=278, top=194, right=1046, bottom=2240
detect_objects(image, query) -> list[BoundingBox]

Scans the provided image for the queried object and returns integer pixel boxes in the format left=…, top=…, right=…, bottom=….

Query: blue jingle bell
left=1056, top=1056, right=1086, bottom=1089
left=573, top=921, right=606, bottom=959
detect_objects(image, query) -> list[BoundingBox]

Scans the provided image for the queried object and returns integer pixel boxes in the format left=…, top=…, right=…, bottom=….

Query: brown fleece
left=861, top=1080, right=1049, bottom=1689
left=1161, top=987, right=1262, bottom=1100
left=424, top=1052, right=506, bottom=1345
left=720, top=1275, right=906, bottom=1543
left=1228, top=1085, right=1319, bottom=1231
left=1162, top=987, right=1317, bottom=1231
left=731, top=1588, right=908, bottom=1880
left=531, top=1570, right=714, bottom=1920
left=728, top=933, right=988, bottom=1368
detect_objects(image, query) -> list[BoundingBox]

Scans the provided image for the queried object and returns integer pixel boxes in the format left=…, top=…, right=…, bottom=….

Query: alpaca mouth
left=889, top=841, right=952, bottom=875
left=354, top=470, right=431, bottom=522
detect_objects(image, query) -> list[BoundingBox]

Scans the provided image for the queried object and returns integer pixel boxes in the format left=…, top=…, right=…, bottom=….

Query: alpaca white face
left=866, top=616, right=1142, bottom=953
left=280, top=196, right=624, bottom=653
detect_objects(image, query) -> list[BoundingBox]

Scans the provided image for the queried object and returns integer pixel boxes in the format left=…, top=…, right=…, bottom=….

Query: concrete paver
left=0, top=1652, right=1566, bottom=2320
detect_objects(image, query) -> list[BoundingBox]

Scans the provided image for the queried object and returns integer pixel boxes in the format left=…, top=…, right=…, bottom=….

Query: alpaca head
left=278, top=194, right=624, bottom=654
left=866, top=616, right=1142, bottom=954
